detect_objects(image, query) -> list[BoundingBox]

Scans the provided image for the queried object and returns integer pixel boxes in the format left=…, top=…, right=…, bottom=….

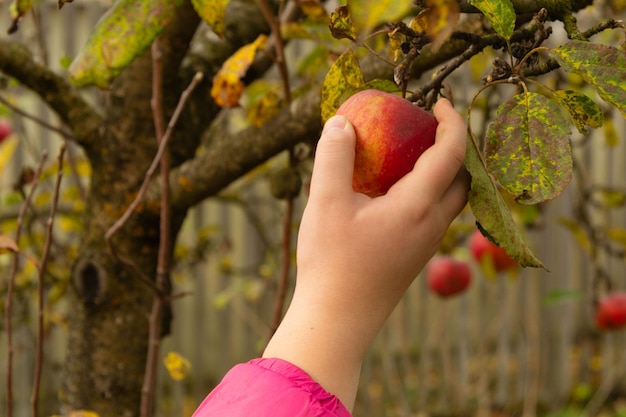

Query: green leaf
left=68, top=0, right=182, bottom=88
left=551, top=40, right=626, bottom=117
left=469, top=0, right=515, bottom=40
left=192, top=0, right=229, bottom=38
left=465, top=137, right=544, bottom=268
left=485, top=91, right=572, bottom=205
left=543, top=289, right=583, bottom=305
left=347, top=0, right=413, bottom=36
left=320, top=50, right=365, bottom=123
left=552, top=89, right=604, bottom=134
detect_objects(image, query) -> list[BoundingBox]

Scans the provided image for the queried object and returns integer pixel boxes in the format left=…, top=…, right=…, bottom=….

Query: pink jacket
left=193, top=358, right=352, bottom=417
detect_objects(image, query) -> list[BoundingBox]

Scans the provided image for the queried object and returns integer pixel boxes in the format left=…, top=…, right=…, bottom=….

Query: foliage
left=1, top=0, right=626, bottom=416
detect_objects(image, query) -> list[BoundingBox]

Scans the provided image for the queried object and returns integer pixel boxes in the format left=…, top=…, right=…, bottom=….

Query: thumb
left=309, top=115, right=357, bottom=201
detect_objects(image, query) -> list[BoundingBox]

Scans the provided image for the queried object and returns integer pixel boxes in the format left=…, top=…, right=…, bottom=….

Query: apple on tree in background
left=595, top=292, right=626, bottom=331
left=335, top=89, right=437, bottom=198
left=469, top=229, right=517, bottom=273
left=0, top=118, right=12, bottom=144
left=426, top=256, right=472, bottom=298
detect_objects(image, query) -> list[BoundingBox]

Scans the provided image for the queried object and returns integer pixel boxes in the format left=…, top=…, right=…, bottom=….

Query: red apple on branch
left=335, top=89, right=437, bottom=197
left=426, top=256, right=472, bottom=298
left=595, top=292, right=626, bottom=331
left=469, top=229, right=517, bottom=272
left=0, top=118, right=12, bottom=144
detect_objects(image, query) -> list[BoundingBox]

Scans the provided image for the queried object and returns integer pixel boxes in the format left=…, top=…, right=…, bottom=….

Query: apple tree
left=0, top=0, right=625, bottom=416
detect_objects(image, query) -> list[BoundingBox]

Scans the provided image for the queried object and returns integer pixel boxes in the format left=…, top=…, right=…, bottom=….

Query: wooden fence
left=1, top=2, right=626, bottom=417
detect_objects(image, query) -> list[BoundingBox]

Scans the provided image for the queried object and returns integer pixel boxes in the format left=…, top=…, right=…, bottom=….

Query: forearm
left=262, top=287, right=383, bottom=411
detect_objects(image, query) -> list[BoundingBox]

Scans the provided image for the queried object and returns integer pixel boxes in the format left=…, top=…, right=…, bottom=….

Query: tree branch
left=0, top=39, right=103, bottom=149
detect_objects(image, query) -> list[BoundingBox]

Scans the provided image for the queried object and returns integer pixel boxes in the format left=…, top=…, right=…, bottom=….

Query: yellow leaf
left=211, top=35, right=268, bottom=108
left=68, top=411, right=100, bottom=417
left=423, top=0, right=459, bottom=51
left=192, top=0, right=229, bottom=37
left=320, top=50, right=365, bottom=122
left=163, top=351, right=191, bottom=381
left=0, top=134, right=19, bottom=174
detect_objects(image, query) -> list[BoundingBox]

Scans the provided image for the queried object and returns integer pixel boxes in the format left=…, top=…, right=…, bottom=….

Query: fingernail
left=323, top=115, right=348, bottom=133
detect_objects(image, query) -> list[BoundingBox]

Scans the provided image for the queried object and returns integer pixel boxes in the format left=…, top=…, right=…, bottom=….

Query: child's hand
left=263, top=98, right=470, bottom=410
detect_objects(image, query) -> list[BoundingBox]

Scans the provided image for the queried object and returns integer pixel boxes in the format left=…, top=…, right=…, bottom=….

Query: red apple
left=469, top=229, right=517, bottom=272
left=335, top=89, right=437, bottom=197
left=595, top=292, right=626, bottom=331
left=0, top=118, right=12, bottom=143
left=426, top=256, right=472, bottom=298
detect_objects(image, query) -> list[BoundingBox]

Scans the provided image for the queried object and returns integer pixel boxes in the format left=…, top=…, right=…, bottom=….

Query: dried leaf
left=192, top=0, right=229, bottom=38
left=485, top=91, right=572, bottom=205
left=8, top=0, right=32, bottom=34
left=465, top=137, right=544, bottom=268
left=347, top=0, right=413, bottom=35
left=329, top=6, right=356, bottom=41
left=423, top=0, right=460, bottom=51
left=68, top=0, right=182, bottom=88
left=0, top=235, right=19, bottom=254
left=320, top=50, right=365, bottom=122
left=470, top=0, right=515, bottom=40
left=163, top=351, right=191, bottom=381
left=551, top=40, right=626, bottom=117
left=553, top=89, right=604, bottom=134
left=211, top=35, right=268, bottom=108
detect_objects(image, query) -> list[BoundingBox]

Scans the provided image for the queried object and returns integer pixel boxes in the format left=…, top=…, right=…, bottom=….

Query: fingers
left=308, top=115, right=357, bottom=202
left=393, top=98, right=468, bottom=203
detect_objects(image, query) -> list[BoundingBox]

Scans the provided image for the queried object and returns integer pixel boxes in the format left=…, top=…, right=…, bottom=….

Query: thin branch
left=104, top=71, right=204, bottom=291
left=0, top=39, right=102, bottom=147
left=4, top=152, right=48, bottom=417
left=140, top=39, right=173, bottom=417
left=31, top=144, right=66, bottom=417
left=256, top=0, right=291, bottom=102
left=0, top=94, right=75, bottom=140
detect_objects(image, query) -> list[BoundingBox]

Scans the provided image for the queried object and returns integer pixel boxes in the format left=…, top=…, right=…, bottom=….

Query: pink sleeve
left=192, top=357, right=352, bottom=417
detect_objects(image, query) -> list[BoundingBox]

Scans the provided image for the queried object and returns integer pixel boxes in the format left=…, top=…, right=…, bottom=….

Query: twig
left=104, top=70, right=204, bottom=290
left=255, top=0, right=290, bottom=102
left=0, top=94, right=76, bottom=140
left=140, top=39, right=173, bottom=417
left=31, top=144, right=66, bottom=417
left=256, top=0, right=297, bottom=335
left=270, top=196, right=294, bottom=334
left=4, top=152, right=48, bottom=417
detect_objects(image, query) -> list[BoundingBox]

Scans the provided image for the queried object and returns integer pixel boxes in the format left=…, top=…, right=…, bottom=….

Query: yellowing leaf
left=607, top=228, right=626, bottom=248
left=465, top=137, right=544, bottom=269
left=320, top=50, right=365, bottom=123
left=246, top=90, right=282, bottom=127
left=485, top=91, right=572, bottom=205
left=192, top=0, right=229, bottom=38
left=0, top=134, right=19, bottom=174
left=559, top=217, right=590, bottom=253
left=347, top=0, right=413, bottom=36
left=68, top=0, right=182, bottom=88
left=423, top=0, right=460, bottom=51
left=329, top=6, right=357, bottom=41
left=211, top=35, right=268, bottom=108
left=163, top=351, right=191, bottom=381
left=8, top=0, right=32, bottom=34
left=68, top=410, right=100, bottom=417
left=551, top=41, right=626, bottom=117
left=553, top=89, right=604, bottom=134
left=470, top=0, right=515, bottom=40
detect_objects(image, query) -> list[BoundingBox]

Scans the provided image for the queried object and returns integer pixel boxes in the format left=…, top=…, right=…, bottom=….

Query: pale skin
left=262, top=98, right=470, bottom=411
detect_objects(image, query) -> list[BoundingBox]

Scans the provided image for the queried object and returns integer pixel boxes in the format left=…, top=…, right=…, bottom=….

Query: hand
left=263, top=98, right=470, bottom=410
